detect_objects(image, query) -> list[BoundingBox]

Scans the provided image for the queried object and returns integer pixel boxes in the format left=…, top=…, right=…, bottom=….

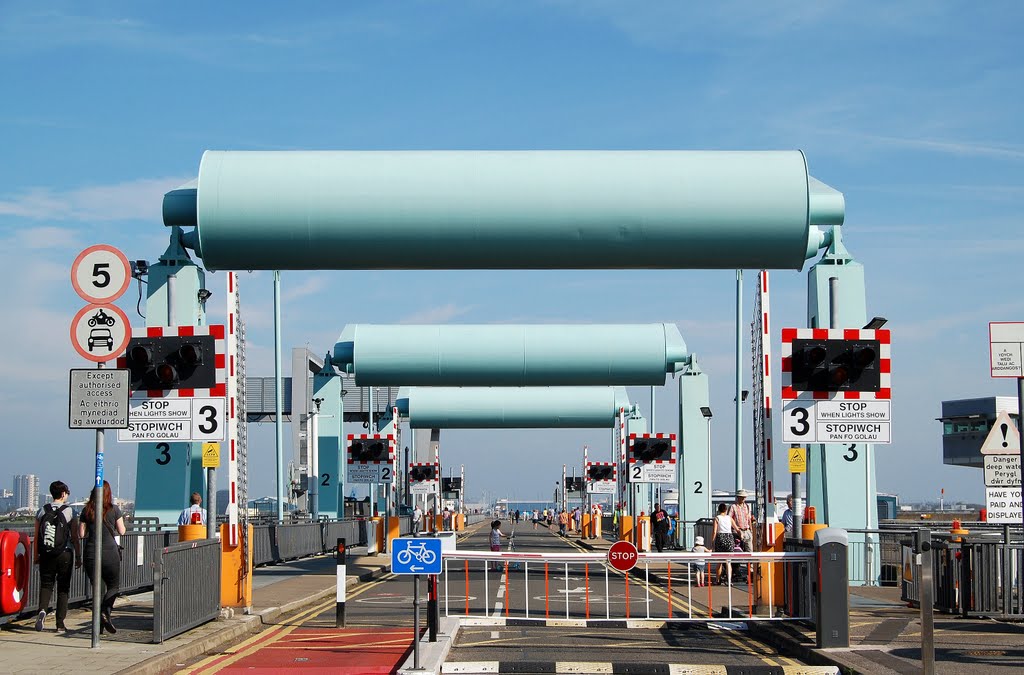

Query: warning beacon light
left=630, top=437, right=674, bottom=462
left=790, top=337, right=880, bottom=394
left=409, top=465, right=437, bottom=482
left=349, top=439, right=389, bottom=462
left=587, top=464, right=614, bottom=481
left=336, top=538, right=347, bottom=563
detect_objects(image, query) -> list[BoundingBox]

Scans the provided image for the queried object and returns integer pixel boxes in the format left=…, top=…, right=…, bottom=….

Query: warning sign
left=979, top=411, right=1021, bottom=455
left=788, top=447, right=807, bottom=474
left=202, top=442, right=220, bottom=468
left=985, top=486, right=1022, bottom=524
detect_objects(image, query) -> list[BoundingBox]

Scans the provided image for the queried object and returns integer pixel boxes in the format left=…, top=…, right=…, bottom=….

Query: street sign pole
left=91, top=361, right=104, bottom=649
left=412, top=574, right=421, bottom=670
left=1018, top=376, right=1023, bottom=542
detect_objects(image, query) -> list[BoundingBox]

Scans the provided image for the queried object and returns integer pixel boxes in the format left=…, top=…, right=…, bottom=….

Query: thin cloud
left=0, top=176, right=193, bottom=221
left=399, top=303, right=475, bottom=324
left=283, top=275, right=330, bottom=303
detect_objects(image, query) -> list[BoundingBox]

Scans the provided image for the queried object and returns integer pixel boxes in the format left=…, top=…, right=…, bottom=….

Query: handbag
left=102, top=516, right=124, bottom=561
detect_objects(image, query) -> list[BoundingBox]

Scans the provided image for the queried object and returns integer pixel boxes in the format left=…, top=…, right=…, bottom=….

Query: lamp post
left=700, top=406, right=713, bottom=517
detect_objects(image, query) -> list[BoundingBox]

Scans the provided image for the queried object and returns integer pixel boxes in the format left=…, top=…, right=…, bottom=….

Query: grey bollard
left=814, top=528, right=850, bottom=648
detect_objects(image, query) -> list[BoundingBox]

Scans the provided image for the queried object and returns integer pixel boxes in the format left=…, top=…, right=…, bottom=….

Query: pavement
left=4, top=524, right=1021, bottom=674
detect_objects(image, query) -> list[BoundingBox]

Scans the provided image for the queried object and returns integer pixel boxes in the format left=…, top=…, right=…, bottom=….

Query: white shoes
left=34, top=610, right=46, bottom=632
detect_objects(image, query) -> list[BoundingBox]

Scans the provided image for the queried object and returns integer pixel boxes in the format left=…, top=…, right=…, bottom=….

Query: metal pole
left=413, top=575, right=421, bottom=670
left=1018, top=377, right=1024, bottom=541
left=705, top=416, right=712, bottom=516
left=735, top=268, right=743, bottom=493
left=562, top=464, right=567, bottom=513
left=919, top=531, right=935, bottom=675
left=309, top=406, right=320, bottom=521
left=91, top=361, right=105, bottom=648
left=791, top=465, right=803, bottom=538
left=369, top=386, right=375, bottom=518
left=274, top=271, right=284, bottom=522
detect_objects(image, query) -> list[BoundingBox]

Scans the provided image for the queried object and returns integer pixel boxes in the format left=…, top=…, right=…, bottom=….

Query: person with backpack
left=79, top=480, right=126, bottom=634
left=34, top=480, right=81, bottom=632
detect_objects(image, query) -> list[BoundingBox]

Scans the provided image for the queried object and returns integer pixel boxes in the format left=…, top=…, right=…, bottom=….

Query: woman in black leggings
left=79, top=481, right=126, bottom=634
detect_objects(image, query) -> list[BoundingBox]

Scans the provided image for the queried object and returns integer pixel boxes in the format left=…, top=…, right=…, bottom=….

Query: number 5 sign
left=72, top=244, right=132, bottom=304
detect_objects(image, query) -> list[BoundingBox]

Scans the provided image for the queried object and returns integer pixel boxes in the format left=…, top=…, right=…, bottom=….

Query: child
left=489, top=520, right=509, bottom=571
left=691, top=535, right=709, bottom=587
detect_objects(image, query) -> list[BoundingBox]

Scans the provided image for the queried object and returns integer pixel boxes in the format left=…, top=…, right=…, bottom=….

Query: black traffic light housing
left=409, top=465, right=437, bottom=482
left=124, top=335, right=216, bottom=391
left=630, top=437, right=673, bottom=462
left=441, top=477, right=463, bottom=491
left=566, top=477, right=585, bottom=493
left=587, top=465, right=614, bottom=481
left=349, top=439, right=389, bottom=462
left=790, top=338, right=880, bottom=393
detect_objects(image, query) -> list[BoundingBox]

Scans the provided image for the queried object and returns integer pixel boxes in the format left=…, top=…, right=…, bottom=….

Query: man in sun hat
left=729, top=489, right=755, bottom=552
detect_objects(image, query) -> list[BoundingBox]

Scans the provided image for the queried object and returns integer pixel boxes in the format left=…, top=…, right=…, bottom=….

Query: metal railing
left=440, top=549, right=814, bottom=623
left=153, top=538, right=222, bottom=643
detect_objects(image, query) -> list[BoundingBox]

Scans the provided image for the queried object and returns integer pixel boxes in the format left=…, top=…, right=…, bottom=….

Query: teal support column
left=313, top=359, right=343, bottom=519
left=805, top=228, right=878, bottom=583
left=134, top=231, right=207, bottom=524
left=678, top=358, right=711, bottom=547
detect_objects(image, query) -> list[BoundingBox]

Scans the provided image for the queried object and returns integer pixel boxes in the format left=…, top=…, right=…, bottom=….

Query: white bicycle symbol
left=396, top=542, right=437, bottom=566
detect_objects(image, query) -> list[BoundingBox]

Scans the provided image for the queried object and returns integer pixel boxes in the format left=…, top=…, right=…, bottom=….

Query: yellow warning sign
left=788, top=447, right=807, bottom=474
left=202, top=442, right=221, bottom=468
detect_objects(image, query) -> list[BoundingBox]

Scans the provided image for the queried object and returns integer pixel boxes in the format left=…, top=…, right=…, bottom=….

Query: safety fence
left=903, top=534, right=1024, bottom=619
left=439, top=550, right=815, bottom=623
left=153, top=538, right=222, bottom=643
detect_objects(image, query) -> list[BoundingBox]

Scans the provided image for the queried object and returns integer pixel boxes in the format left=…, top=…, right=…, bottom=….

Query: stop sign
left=608, top=540, right=638, bottom=571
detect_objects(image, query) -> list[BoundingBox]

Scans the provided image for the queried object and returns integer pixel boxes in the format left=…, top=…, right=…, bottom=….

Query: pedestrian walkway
left=0, top=547, right=392, bottom=675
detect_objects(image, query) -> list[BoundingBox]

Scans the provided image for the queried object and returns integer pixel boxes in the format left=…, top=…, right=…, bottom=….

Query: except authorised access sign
left=783, top=399, right=892, bottom=444
left=69, top=369, right=130, bottom=429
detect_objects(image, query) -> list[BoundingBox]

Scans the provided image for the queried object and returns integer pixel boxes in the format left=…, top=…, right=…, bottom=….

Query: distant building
left=0, top=489, right=14, bottom=513
left=13, top=474, right=39, bottom=511
left=937, top=397, right=1019, bottom=468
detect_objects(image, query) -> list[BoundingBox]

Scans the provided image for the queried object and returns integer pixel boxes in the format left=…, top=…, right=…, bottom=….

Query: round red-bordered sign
left=70, top=304, right=132, bottom=363
left=608, top=540, right=638, bottom=571
left=71, top=244, right=132, bottom=304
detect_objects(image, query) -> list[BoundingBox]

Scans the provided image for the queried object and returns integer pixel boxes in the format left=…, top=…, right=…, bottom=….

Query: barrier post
left=814, top=528, right=849, bottom=648
left=428, top=574, right=439, bottom=641
left=336, top=538, right=347, bottom=628
left=412, top=575, right=421, bottom=670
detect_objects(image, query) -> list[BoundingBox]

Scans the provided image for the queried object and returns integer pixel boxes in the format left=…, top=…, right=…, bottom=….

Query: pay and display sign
left=783, top=400, right=892, bottom=444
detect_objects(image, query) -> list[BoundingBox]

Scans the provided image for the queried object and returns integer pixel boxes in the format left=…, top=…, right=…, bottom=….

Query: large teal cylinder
left=334, top=323, right=688, bottom=386
left=397, top=387, right=631, bottom=428
left=189, top=150, right=842, bottom=271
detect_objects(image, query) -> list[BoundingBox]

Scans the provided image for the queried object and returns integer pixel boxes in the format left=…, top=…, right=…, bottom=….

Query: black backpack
left=39, top=504, right=71, bottom=556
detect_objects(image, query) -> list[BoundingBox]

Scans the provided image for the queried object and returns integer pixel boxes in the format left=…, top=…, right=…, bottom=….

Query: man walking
left=34, top=480, right=80, bottom=632
left=651, top=502, right=671, bottom=552
left=729, top=489, right=755, bottom=552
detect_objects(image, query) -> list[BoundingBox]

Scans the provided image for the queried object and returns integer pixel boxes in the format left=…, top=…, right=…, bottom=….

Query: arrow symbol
left=410, top=565, right=423, bottom=571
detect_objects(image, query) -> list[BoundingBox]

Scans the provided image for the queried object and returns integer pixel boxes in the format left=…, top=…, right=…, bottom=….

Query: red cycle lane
left=212, top=627, right=414, bottom=674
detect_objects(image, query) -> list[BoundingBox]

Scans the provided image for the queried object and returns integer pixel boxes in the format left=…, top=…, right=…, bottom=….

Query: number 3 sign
left=71, top=244, right=132, bottom=304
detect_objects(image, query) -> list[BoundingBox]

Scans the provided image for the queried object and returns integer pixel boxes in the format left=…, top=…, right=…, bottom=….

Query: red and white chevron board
left=117, top=324, right=227, bottom=398
left=780, top=327, right=892, bottom=400
left=626, top=433, right=678, bottom=464
left=759, top=271, right=774, bottom=506
left=226, top=273, right=239, bottom=546
left=345, top=434, right=396, bottom=464
left=585, top=461, right=617, bottom=481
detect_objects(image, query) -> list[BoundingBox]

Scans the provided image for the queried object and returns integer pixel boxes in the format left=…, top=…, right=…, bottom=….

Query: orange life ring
left=0, top=530, right=31, bottom=615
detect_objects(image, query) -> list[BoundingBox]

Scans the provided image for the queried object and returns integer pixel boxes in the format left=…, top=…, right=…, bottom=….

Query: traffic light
left=587, top=465, right=614, bottom=481
left=123, top=335, right=216, bottom=391
left=630, top=437, right=673, bottom=462
left=566, top=477, right=585, bottom=493
left=790, top=338, right=880, bottom=393
left=441, top=477, right=463, bottom=491
left=409, top=465, right=437, bottom=482
left=349, top=438, right=389, bottom=462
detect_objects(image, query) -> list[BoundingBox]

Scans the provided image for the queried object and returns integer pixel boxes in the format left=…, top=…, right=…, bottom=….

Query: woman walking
left=79, top=481, right=126, bottom=634
left=711, top=503, right=736, bottom=585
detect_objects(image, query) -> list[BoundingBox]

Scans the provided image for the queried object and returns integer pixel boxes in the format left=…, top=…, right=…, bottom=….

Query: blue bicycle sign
left=391, top=537, right=442, bottom=575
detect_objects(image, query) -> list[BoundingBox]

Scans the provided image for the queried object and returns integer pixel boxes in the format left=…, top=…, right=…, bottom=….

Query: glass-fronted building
left=938, top=397, right=1019, bottom=468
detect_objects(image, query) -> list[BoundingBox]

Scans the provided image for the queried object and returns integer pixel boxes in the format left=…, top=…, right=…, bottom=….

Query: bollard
left=335, top=538, right=347, bottom=628
left=813, top=528, right=849, bottom=648
left=427, top=574, right=439, bottom=642
left=916, top=529, right=935, bottom=675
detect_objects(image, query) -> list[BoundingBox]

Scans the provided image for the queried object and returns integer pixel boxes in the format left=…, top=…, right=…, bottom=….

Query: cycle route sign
left=391, top=537, right=442, bottom=575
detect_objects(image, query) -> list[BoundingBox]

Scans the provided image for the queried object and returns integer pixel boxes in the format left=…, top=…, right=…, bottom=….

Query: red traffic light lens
left=178, top=343, right=202, bottom=366
left=853, top=346, right=876, bottom=367
left=807, top=346, right=827, bottom=365
left=129, top=344, right=153, bottom=367
left=156, top=363, right=178, bottom=384
left=829, top=365, right=850, bottom=386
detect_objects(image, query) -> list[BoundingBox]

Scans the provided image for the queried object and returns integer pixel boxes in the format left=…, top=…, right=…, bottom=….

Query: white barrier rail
left=441, top=550, right=815, bottom=623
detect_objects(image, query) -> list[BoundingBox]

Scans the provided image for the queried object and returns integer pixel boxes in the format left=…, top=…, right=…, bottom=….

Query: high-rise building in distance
left=13, top=474, right=39, bottom=511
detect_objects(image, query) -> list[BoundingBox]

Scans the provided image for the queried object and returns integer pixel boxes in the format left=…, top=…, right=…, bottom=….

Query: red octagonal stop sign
left=608, top=540, right=638, bottom=571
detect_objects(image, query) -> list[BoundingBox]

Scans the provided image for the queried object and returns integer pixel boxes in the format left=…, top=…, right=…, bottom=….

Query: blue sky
left=1, top=2, right=1022, bottom=506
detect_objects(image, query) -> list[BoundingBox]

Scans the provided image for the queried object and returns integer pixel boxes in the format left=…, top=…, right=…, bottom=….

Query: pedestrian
left=572, top=507, right=581, bottom=533
left=781, top=495, right=794, bottom=537
left=442, top=507, right=452, bottom=531
left=729, top=489, right=755, bottom=552
left=489, top=520, right=510, bottom=571
left=691, top=535, right=710, bottom=586
left=411, top=504, right=422, bottom=533
left=558, top=509, right=569, bottom=536
left=711, top=502, right=736, bottom=585
left=177, top=492, right=207, bottom=526
left=79, top=480, right=126, bottom=634
left=34, top=480, right=81, bottom=633
left=651, top=502, right=670, bottom=552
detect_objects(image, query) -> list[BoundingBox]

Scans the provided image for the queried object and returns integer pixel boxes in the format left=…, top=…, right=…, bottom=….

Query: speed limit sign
left=71, top=244, right=132, bottom=304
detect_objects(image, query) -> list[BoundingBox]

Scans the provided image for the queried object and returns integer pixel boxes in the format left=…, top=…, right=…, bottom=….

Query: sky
left=1, top=2, right=1022, bottom=508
